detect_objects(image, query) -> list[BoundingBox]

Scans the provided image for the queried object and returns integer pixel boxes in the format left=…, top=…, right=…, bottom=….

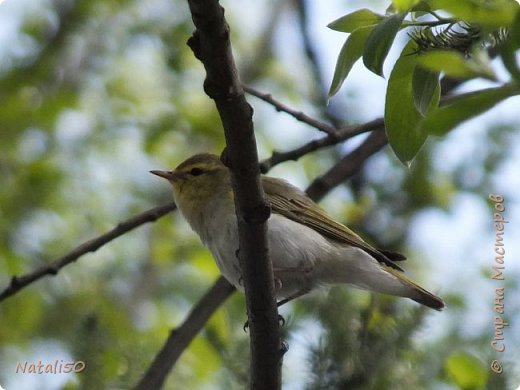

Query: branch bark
left=306, top=130, right=388, bottom=201
left=261, top=118, right=385, bottom=172
left=134, top=277, right=235, bottom=390
left=0, top=203, right=176, bottom=303
left=243, top=85, right=338, bottom=136
left=185, top=1, right=282, bottom=389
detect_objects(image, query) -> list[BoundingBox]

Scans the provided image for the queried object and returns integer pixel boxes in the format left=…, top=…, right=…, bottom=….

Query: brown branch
left=243, top=85, right=338, bottom=136
left=134, top=276, right=235, bottom=390
left=0, top=202, right=176, bottom=303
left=306, top=131, right=388, bottom=201
left=185, top=1, right=282, bottom=389
left=261, top=118, right=385, bottom=173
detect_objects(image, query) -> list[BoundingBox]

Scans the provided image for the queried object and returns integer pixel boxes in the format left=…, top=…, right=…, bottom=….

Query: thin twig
left=0, top=203, right=177, bottom=303
left=134, top=277, right=235, bottom=390
left=243, top=85, right=338, bottom=136
left=260, top=118, right=385, bottom=173
left=306, top=130, right=388, bottom=201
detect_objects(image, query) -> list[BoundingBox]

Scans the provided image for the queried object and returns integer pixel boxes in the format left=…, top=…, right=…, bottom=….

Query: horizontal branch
left=134, top=276, right=235, bottom=390
left=0, top=202, right=177, bottom=303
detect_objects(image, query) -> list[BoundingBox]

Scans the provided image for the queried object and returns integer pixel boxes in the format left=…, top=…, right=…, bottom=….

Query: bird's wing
left=263, top=177, right=404, bottom=271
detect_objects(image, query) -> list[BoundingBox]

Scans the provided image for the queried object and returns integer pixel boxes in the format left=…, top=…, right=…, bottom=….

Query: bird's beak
left=150, top=170, right=177, bottom=181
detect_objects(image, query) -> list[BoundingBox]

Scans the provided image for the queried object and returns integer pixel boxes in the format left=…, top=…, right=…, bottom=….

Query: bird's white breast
left=199, top=208, right=338, bottom=298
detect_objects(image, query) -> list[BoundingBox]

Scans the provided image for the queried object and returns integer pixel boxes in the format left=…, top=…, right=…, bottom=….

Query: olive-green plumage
left=151, top=153, right=444, bottom=310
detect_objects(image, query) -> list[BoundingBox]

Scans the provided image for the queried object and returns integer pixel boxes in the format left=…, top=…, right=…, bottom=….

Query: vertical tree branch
left=185, top=1, right=282, bottom=389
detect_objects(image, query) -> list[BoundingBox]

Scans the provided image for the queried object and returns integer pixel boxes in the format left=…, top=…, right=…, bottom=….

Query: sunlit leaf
left=412, top=67, right=440, bottom=116
left=385, top=41, right=427, bottom=165
left=392, top=0, right=420, bottom=12
left=416, top=50, right=497, bottom=81
left=445, top=352, right=488, bottom=389
left=328, top=27, right=374, bottom=97
left=327, top=9, right=383, bottom=33
left=500, top=10, right=520, bottom=81
left=363, top=13, right=406, bottom=77
left=424, top=83, right=520, bottom=136
left=430, top=0, right=519, bottom=28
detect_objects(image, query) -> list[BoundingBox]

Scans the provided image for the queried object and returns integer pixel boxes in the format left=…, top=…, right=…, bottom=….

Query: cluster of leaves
left=328, top=0, right=520, bottom=165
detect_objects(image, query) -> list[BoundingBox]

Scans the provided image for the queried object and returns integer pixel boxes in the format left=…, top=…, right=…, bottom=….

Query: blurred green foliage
left=0, top=0, right=518, bottom=389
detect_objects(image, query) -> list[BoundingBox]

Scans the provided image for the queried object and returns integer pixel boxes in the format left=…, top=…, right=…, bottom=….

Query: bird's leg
left=243, top=265, right=313, bottom=331
left=276, top=287, right=312, bottom=307
left=280, top=340, right=290, bottom=356
left=272, top=264, right=313, bottom=307
left=243, top=314, right=287, bottom=332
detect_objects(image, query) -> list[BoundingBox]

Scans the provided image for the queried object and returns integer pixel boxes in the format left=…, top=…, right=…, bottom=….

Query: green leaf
left=329, top=27, right=375, bottom=97
left=392, top=0, right=420, bottom=12
left=385, top=41, right=427, bottom=165
left=500, top=10, right=520, bottom=81
left=328, top=9, right=383, bottom=33
left=424, top=83, right=520, bottom=136
left=508, top=10, right=520, bottom=49
left=416, top=50, right=497, bottom=80
left=412, top=67, right=440, bottom=116
left=363, top=13, right=406, bottom=77
left=410, top=1, right=433, bottom=13
left=445, top=352, right=488, bottom=390
left=430, top=0, right=519, bottom=28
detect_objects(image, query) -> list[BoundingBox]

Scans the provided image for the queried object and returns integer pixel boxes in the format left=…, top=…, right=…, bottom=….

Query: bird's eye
left=189, top=167, right=204, bottom=176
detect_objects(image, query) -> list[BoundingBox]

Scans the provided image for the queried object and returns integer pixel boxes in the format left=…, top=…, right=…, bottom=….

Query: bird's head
left=151, top=153, right=232, bottom=221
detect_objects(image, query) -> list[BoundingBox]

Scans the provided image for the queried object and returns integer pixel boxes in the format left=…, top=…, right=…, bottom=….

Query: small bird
left=151, top=153, right=444, bottom=310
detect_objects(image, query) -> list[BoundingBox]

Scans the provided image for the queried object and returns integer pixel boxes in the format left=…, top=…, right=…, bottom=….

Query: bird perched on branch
left=151, top=153, right=444, bottom=310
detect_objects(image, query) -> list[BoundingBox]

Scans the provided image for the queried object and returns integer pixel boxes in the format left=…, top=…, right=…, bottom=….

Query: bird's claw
left=243, top=314, right=286, bottom=333
left=280, top=340, right=289, bottom=355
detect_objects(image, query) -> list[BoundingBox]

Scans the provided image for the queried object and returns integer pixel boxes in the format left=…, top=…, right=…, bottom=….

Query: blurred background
left=0, top=0, right=519, bottom=389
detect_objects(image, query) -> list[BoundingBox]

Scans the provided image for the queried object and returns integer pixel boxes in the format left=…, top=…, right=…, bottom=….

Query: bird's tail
left=320, top=247, right=445, bottom=310
left=383, top=266, right=445, bottom=311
